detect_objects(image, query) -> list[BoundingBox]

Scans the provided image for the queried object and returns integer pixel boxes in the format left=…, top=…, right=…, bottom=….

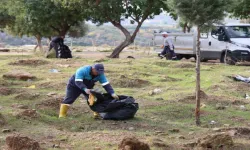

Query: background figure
left=160, top=32, right=176, bottom=60
left=46, top=35, right=65, bottom=58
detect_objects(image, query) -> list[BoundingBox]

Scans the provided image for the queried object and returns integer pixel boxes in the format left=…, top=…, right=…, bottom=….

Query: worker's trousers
left=161, top=46, right=176, bottom=59
left=62, top=76, right=95, bottom=104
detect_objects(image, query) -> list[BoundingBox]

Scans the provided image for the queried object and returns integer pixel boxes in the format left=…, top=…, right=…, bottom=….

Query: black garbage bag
left=89, top=92, right=139, bottom=120
left=58, top=45, right=72, bottom=59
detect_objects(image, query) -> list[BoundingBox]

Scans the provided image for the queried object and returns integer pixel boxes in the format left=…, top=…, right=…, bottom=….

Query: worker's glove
left=84, top=88, right=91, bottom=94
left=111, top=93, right=119, bottom=100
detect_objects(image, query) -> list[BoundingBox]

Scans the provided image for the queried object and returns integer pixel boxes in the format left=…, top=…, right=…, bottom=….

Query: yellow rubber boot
left=59, top=104, right=69, bottom=118
left=93, top=112, right=100, bottom=119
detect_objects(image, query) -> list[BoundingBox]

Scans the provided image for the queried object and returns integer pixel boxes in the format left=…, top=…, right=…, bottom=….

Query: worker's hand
left=161, top=45, right=164, bottom=49
left=84, top=88, right=91, bottom=94
left=111, top=93, right=119, bottom=100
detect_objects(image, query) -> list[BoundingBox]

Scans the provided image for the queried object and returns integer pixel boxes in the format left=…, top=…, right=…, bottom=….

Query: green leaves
left=229, top=0, right=250, bottom=19
left=173, top=0, right=228, bottom=27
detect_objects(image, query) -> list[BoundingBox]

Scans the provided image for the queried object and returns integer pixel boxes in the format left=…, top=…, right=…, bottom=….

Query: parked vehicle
left=153, top=24, right=250, bottom=64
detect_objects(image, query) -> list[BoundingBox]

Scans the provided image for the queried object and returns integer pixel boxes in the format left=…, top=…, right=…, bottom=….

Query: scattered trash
left=128, top=127, right=135, bottom=131
left=49, top=69, right=59, bottom=73
left=240, top=105, right=246, bottom=111
left=22, top=85, right=36, bottom=89
left=27, top=79, right=33, bottom=82
left=233, top=75, right=250, bottom=83
left=149, top=88, right=162, bottom=95
left=210, top=120, right=217, bottom=125
left=201, top=103, right=206, bottom=108
left=245, top=93, right=250, bottom=99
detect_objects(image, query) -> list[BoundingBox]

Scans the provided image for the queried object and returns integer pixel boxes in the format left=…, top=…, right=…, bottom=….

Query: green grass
left=0, top=52, right=250, bottom=149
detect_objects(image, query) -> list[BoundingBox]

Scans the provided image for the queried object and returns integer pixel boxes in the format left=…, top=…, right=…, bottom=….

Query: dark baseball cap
left=93, top=63, right=105, bottom=74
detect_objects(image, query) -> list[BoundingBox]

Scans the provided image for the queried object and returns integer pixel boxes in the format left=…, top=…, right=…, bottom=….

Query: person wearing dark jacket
left=59, top=63, right=119, bottom=118
left=47, top=35, right=65, bottom=58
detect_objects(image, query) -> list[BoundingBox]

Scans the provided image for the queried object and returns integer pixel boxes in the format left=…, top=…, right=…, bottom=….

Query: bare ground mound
left=178, top=90, right=248, bottom=105
left=36, top=96, right=64, bottom=110
left=0, top=87, right=13, bottom=95
left=38, top=81, right=67, bottom=90
left=3, top=70, right=36, bottom=81
left=174, top=63, right=196, bottom=68
left=118, top=136, right=150, bottom=150
left=111, top=75, right=150, bottom=88
left=16, top=109, right=39, bottom=119
left=15, top=92, right=40, bottom=100
left=160, top=75, right=182, bottom=82
left=9, top=59, right=49, bottom=66
left=6, top=134, right=41, bottom=150
left=154, top=61, right=171, bottom=67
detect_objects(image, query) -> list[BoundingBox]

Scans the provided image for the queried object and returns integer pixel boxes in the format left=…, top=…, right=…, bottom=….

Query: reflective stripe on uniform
left=75, top=79, right=83, bottom=81
left=101, top=82, right=109, bottom=86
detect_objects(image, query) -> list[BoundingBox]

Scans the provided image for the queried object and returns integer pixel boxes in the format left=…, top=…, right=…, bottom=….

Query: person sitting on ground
left=46, top=35, right=65, bottom=58
left=159, top=32, right=177, bottom=60
left=59, top=63, right=119, bottom=119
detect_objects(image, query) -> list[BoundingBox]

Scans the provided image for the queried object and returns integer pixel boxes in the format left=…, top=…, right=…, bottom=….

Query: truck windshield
left=225, top=26, right=250, bottom=38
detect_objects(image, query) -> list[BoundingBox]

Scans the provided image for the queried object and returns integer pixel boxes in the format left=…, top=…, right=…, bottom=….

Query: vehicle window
left=225, top=26, right=250, bottom=38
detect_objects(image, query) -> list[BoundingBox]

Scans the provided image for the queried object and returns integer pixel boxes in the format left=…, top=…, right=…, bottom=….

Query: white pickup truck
left=153, top=24, right=250, bottom=64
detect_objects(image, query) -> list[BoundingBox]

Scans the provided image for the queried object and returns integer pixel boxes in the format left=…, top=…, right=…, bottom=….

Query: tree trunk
left=109, top=39, right=132, bottom=58
left=109, top=21, right=142, bottom=58
left=187, top=26, right=191, bottom=33
left=183, top=22, right=187, bottom=33
left=34, top=35, right=43, bottom=52
left=195, top=27, right=201, bottom=126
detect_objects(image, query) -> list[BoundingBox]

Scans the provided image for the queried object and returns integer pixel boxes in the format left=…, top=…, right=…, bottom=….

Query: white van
left=153, top=24, right=250, bottom=64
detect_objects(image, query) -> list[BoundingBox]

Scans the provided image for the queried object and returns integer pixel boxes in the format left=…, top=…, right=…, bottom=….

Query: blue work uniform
left=62, top=65, right=114, bottom=104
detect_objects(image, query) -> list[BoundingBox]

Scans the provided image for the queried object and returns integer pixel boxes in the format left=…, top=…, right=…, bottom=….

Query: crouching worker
left=46, top=35, right=65, bottom=58
left=159, top=32, right=176, bottom=60
left=59, top=63, right=119, bottom=118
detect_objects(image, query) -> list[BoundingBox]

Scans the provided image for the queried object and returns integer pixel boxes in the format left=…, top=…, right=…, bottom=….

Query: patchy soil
left=5, top=134, right=41, bottom=150
left=118, top=136, right=150, bottom=150
left=151, top=138, right=171, bottom=149
left=36, top=96, right=64, bottom=110
left=9, top=59, right=49, bottom=66
left=111, top=75, right=150, bottom=88
left=16, top=92, right=40, bottom=100
left=160, top=75, right=182, bottom=82
left=15, top=92, right=40, bottom=100
left=154, top=61, right=171, bottom=67
left=174, top=63, right=196, bottom=68
left=3, top=70, right=36, bottom=81
left=38, top=81, right=67, bottom=90
left=178, top=90, right=248, bottom=106
left=0, top=113, right=6, bottom=126
left=16, top=109, right=39, bottom=119
left=0, top=87, right=13, bottom=95
left=197, top=133, right=234, bottom=149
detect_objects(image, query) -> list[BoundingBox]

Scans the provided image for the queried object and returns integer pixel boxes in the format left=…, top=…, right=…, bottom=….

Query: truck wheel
left=221, top=52, right=236, bottom=65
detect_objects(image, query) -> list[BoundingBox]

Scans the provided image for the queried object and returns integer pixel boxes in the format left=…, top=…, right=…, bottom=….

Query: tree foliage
left=64, top=0, right=169, bottom=58
left=229, top=0, right=250, bottom=19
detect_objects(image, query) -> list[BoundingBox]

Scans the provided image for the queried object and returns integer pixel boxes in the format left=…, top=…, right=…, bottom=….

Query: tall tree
left=2, top=0, right=88, bottom=51
left=229, top=0, right=250, bottom=19
left=173, top=0, right=228, bottom=125
left=66, top=0, right=169, bottom=58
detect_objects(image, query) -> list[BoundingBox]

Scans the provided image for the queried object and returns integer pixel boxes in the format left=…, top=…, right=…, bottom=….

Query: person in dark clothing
left=159, top=32, right=176, bottom=60
left=47, top=35, right=65, bottom=58
left=59, top=63, right=119, bottom=118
